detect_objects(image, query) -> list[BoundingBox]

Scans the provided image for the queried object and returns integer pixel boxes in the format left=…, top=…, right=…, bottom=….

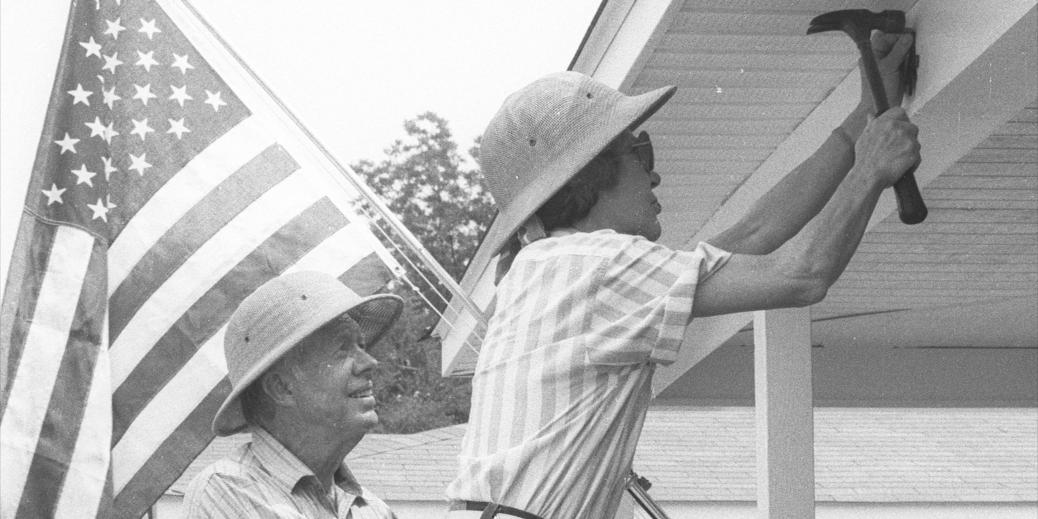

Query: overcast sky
left=190, top=0, right=602, bottom=162
left=0, top=0, right=600, bottom=289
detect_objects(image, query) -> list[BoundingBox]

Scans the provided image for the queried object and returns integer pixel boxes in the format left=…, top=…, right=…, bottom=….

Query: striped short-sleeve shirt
left=184, top=427, right=396, bottom=519
left=446, top=229, right=730, bottom=519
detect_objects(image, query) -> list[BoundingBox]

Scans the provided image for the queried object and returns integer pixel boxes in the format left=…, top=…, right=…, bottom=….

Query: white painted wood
left=652, top=0, right=1037, bottom=392
left=654, top=311, right=754, bottom=395
left=679, top=0, right=1036, bottom=249
left=441, top=0, right=1038, bottom=378
left=754, top=307, right=814, bottom=519
left=865, top=1, right=1038, bottom=228
left=437, top=254, right=496, bottom=376
left=571, top=0, right=684, bottom=91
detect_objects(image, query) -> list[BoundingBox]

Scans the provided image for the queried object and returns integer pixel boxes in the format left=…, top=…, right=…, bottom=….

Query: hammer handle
left=857, top=38, right=928, bottom=225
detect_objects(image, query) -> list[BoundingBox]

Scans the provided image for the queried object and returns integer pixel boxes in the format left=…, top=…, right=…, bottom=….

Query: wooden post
left=754, top=307, right=814, bottom=518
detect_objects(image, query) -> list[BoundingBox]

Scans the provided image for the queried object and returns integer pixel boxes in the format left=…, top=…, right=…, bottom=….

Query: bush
left=368, top=286, right=471, bottom=433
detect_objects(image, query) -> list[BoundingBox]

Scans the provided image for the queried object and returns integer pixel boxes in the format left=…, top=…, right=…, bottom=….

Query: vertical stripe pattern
left=0, top=1, right=404, bottom=518
left=446, top=230, right=729, bottom=519
left=183, top=428, right=396, bottom=519
left=2, top=225, right=97, bottom=519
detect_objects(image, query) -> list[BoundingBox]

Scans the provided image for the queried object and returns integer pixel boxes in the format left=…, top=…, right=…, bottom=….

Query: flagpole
left=178, top=0, right=488, bottom=329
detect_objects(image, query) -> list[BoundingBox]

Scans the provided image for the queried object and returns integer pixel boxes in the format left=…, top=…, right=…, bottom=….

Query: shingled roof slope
left=170, top=407, right=1037, bottom=503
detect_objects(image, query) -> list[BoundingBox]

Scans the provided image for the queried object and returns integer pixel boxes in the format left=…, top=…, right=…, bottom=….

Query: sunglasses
left=630, top=130, right=654, bottom=173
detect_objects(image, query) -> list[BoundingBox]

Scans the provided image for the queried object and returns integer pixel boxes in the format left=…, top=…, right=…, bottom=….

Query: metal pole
left=626, top=470, right=672, bottom=519
left=179, top=0, right=489, bottom=328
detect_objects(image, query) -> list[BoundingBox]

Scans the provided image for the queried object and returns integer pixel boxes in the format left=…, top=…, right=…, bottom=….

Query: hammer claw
left=806, top=8, right=927, bottom=225
left=807, top=9, right=906, bottom=39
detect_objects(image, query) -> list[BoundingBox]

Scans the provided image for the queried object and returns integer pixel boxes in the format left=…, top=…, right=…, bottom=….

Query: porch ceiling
left=438, top=0, right=1037, bottom=380
left=581, top=0, right=1036, bottom=320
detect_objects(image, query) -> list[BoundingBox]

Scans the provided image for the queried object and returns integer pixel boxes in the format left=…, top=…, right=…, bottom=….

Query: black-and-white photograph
left=1, top=1, right=1035, bottom=518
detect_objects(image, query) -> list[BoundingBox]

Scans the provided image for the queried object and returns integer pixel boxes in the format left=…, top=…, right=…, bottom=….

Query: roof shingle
left=170, top=407, right=1037, bottom=503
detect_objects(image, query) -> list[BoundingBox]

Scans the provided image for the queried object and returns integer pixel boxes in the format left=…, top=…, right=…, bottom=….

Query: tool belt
left=447, top=470, right=668, bottom=519
left=448, top=501, right=544, bottom=519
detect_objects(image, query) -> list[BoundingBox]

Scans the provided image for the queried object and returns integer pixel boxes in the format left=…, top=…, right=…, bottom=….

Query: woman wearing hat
left=184, top=270, right=403, bottom=519
left=446, top=33, right=918, bottom=519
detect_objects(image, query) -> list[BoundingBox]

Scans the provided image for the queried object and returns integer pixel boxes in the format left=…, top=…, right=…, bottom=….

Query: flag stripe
left=111, top=216, right=392, bottom=495
left=53, top=333, right=113, bottom=519
left=340, top=253, right=397, bottom=297
left=111, top=380, right=231, bottom=519
left=106, top=118, right=273, bottom=293
left=109, top=171, right=322, bottom=388
left=4, top=1, right=416, bottom=516
left=112, top=325, right=229, bottom=493
left=111, top=198, right=348, bottom=443
left=18, top=238, right=106, bottom=519
left=108, top=143, right=299, bottom=340
left=1, top=216, right=52, bottom=414
left=291, top=221, right=393, bottom=275
left=0, top=225, right=94, bottom=519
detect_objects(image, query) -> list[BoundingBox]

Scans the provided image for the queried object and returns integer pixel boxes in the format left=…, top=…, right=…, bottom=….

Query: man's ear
left=260, top=369, right=295, bottom=407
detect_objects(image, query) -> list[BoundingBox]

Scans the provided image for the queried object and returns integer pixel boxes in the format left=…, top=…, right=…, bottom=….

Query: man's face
left=283, top=315, right=380, bottom=434
left=594, top=132, right=663, bottom=241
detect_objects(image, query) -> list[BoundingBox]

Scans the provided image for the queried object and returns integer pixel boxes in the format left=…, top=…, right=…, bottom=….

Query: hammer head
left=807, top=9, right=905, bottom=41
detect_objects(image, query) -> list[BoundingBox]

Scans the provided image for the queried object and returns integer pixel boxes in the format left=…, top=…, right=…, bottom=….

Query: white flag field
left=0, top=0, right=469, bottom=517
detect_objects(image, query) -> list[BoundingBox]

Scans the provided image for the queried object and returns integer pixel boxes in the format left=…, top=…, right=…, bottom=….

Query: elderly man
left=184, top=270, right=403, bottom=518
left=446, top=33, right=919, bottom=519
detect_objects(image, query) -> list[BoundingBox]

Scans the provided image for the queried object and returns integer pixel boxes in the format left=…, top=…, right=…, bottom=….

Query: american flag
left=0, top=1, right=406, bottom=517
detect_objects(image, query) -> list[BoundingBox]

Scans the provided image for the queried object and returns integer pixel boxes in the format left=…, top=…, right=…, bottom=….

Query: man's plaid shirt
left=447, top=229, right=730, bottom=519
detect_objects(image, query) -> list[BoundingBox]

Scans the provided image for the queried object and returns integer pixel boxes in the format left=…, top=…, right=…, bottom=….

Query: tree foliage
left=351, top=112, right=493, bottom=433
left=353, top=111, right=493, bottom=281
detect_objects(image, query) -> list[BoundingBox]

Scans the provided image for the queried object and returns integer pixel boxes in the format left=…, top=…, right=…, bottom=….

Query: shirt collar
left=333, top=464, right=365, bottom=497
left=548, top=227, right=616, bottom=238
left=549, top=227, right=577, bottom=238
left=249, top=427, right=370, bottom=501
left=250, top=426, right=315, bottom=491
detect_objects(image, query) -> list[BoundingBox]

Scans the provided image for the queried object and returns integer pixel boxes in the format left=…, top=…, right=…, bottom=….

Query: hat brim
left=211, top=293, right=403, bottom=436
left=475, top=83, right=676, bottom=267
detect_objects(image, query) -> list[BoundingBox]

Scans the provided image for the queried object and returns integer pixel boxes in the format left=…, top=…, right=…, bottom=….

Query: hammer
left=808, top=9, right=928, bottom=224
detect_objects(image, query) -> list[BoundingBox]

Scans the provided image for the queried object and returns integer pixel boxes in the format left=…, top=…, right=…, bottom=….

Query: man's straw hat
left=212, top=271, right=403, bottom=436
left=477, top=71, right=675, bottom=257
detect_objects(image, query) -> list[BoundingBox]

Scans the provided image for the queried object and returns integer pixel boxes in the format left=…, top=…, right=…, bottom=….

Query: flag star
left=135, top=49, right=159, bottom=72
left=54, top=133, right=80, bottom=154
left=168, top=85, right=192, bottom=107
left=71, top=164, right=97, bottom=187
left=130, top=118, right=154, bottom=141
left=41, top=183, right=66, bottom=205
left=132, top=83, right=157, bottom=105
left=79, top=36, right=102, bottom=58
left=138, top=18, right=161, bottom=40
left=102, top=121, right=118, bottom=144
left=102, top=86, right=121, bottom=109
left=103, top=17, right=126, bottom=39
left=87, top=197, right=110, bottom=222
left=67, top=83, right=92, bottom=106
left=102, top=52, right=123, bottom=74
left=106, top=194, right=117, bottom=211
left=85, top=116, right=107, bottom=139
left=128, top=152, right=151, bottom=175
left=167, top=117, right=190, bottom=139
left=102, top=156, right=118, bottom=181
left=204, top=90, right=227, bottom=112
left=170, top=53, right=194, bottom=74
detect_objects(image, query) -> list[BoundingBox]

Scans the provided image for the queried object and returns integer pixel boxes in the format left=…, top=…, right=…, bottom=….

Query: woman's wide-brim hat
left=212, top=270, right=403, bottom=436
left=477, top=71, right=676, bottom=259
